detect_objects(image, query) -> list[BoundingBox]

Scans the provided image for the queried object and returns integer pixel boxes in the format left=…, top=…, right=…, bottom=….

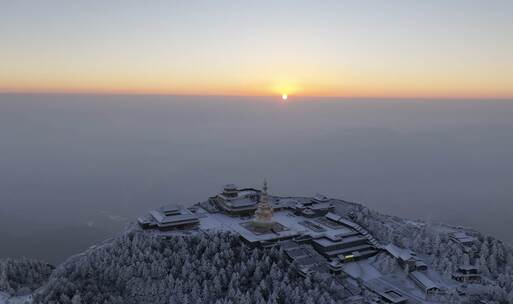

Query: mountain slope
left=34, top=231, right=343, bottom=304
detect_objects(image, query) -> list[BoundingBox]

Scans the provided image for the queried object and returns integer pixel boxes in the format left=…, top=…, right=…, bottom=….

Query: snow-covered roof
left=295, top=255, right=322, bottom=266
left=309, top=202, right=334, bottom=210
left=384, top=244, right=416, bottom=261
left=197, top=210, right=301, bottom=242
left=450, top=232, right=476, bottom=244
left=381, top=290, right=409, bottom=303
left=314, top=235, right=367, bottom=247
left=161, top=205, right=183, bottom=213
left=195, top=207, right=362, bottom=243
left=150, top=208, right=198, bottom=224
left=458, top=264, right=479, bottom=271
left=224, top=197, right=257, bottom=208
left=285, top=247, right=311, bottom=259
left=279, top=240, right=300, bottom=250
left=224, top=184, right=237, bottom=190
left=452, top=232, right=475, bottom=239
left=325, top=212, right=351, bottom=224
left=313, top=193, right=329, bottom=202
left=409, top=271, right=440, bottom=291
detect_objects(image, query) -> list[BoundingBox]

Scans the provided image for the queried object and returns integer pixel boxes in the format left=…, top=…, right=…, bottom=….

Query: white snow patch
left=0, top=293, right=32, bottom=304
left=0, top=291, right=8, bottom=304
left=342, top=260, right=382, bottom=281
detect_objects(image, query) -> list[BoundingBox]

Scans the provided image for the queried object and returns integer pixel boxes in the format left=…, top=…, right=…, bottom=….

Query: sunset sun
left=282, top=94, right=288, bottom=100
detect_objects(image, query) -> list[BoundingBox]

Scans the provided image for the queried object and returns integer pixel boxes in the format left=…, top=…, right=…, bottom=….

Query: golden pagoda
left=252, top=180, right=275, bottom=229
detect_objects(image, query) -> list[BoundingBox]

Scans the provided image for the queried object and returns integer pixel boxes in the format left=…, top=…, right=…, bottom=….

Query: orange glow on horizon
left=1, top=73, right=513, bottom=100
left=1, top=84, right=513, bottom=100
left=2, top=45, right=513, bottom=99
left=2, top=64, right=513, bottom=99
left=2, top=2, right=513, bottom=100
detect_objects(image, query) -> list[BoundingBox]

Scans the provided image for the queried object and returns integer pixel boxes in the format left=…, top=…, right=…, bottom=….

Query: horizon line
left=1, top=90, right=513, bottom=101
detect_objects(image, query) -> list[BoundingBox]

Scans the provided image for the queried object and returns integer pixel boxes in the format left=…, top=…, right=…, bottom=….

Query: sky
left=1, top=0, right=513, bottom=98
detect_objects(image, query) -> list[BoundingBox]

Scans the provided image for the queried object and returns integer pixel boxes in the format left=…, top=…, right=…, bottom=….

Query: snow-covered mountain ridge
left=2, top=189, right=512, bottom=303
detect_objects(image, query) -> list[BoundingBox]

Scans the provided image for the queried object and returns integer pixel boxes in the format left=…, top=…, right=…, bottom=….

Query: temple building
left=137, top=205, right=199, bottom=231
left=449, top=232, right=477, bottom=247
left=409, top=271, right=442, bottom=295
left=138, top=182, right=380, bottom=263
left=452, top=265, right=481, bottom=283
left=384, top=244, right=428, bottom=272
left=135, top=182, right=462, bottom=302
left=212, top=184, right=260, bottom=215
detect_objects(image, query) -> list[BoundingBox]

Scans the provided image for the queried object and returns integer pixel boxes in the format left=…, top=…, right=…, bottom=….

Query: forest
left=0, top=257, right=53, bottom=296
left=354, top=205, right=513, bottom=303
left=2, top=201, right=513, bottom=303
left=32, top=231, right=343, bottom=304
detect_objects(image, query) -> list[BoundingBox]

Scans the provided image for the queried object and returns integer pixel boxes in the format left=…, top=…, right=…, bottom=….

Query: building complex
left=138, top=181, right=474, bottom=303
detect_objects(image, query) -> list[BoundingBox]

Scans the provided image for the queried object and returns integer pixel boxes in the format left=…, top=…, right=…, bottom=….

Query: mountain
left=0, top=258, right=53, bottom=298
left=34, top=231, right=343, bottom=304
left=2, top=190, right=513, bottom=304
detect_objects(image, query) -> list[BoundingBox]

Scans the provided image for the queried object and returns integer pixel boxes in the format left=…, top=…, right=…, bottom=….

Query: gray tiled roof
left=409, top=271, right=439, bottom=290
left=150, top=209, right=198, bottom=224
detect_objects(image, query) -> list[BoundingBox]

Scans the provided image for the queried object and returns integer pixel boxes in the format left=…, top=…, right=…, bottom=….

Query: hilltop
left=2, top=184, right=513, bottom=303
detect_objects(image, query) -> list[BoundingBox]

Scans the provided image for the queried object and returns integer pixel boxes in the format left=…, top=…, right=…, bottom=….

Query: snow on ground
left=341, top=260, right=382, bottom=281
left=341, top=257, right=446, bottom=303
left=0, top=292, right=8, bottom=304
left=372, top=275, right=433, bottom=303
left=380, top=273, right=427, bottom=301
left=404, top=219, right=424, bottom=227
left=0, top=292, right=33, bottom=304
left=426, top=268, right=459, bottom=290
left=196, top=207, right=356, bottom=243
left=3, top=295, right=32, bottom=304
left=198, top=209, right=301, bottom=242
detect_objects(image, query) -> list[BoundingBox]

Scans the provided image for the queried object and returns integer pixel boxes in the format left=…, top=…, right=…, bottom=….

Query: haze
left=1, top=0, right=513, bottom=264
left=1, top=94, right=512, bottom=264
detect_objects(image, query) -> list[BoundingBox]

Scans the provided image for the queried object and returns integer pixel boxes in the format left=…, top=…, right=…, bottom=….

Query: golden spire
left=253, top=179, right=274, bottom=228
